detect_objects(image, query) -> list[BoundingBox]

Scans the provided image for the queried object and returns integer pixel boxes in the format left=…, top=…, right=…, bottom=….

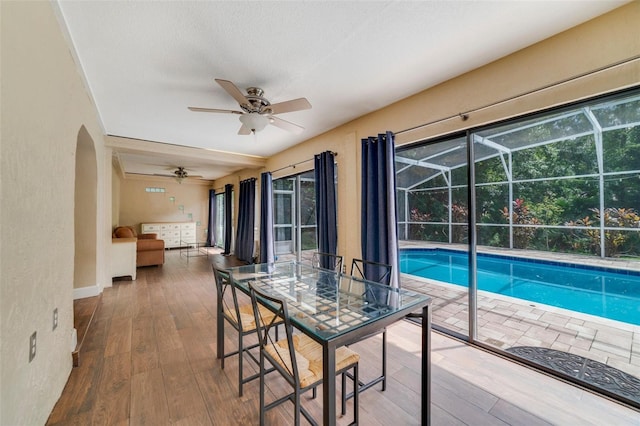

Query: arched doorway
left=71, top=126, right=100, bottom=366
left=74, top=126, right=98, bottom=292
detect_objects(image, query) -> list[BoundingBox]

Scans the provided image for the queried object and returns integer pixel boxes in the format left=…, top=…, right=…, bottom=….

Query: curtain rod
left=271, top=151, right=338, bottom=174
left=395, top=54, right=640, bottom=136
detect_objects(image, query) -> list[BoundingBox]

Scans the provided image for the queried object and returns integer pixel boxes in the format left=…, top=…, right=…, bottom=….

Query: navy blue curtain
left=223, top=183, right=233, bottom=255
left=314, top=151, right=337, bottom=270
left=206, top=189, right=216, bottom=247
left=361, top=131, right=400, bottom=291
left=236, top=178, right=256, bottom=262
left=259, top=172, right=275, bottom=264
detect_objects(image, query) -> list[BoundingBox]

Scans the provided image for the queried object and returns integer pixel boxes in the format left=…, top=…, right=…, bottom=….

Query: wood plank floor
left=47, top=249, right=639, bottom=425
left=71, top=294, right=100, bottom=366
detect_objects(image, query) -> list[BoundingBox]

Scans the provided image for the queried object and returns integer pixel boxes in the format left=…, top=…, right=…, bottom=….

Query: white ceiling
left=54, top=0, right=627, bottom=182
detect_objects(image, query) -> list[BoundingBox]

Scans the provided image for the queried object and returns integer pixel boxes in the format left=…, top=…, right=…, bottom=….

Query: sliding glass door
left=213, top=191, right=233, bottom=248
left=397, top=88, right=640, bottom=408
left=273, top=170, right=317, bottom=261
left=214, top=193, right=225, bottom=247
left=397, top=136, right=470, bottom=337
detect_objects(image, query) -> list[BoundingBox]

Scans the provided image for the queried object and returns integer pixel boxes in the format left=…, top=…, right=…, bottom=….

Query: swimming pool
left=400, top=248, right=640, bottom=325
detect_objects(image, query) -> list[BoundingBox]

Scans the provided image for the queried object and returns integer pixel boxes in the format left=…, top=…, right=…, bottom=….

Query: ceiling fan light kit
left=153, top=166, right=204, bottom=182
left=174, top=167, right=188, bottom=184
left=189, top=78, right=311, bottom=135
left=239, top=113, right=269, bottom=133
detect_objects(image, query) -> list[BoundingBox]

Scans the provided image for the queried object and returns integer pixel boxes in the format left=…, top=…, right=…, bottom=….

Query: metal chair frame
left=343, top=258, right=392, bottom=403
left=311, top=251, right=343, bottom=274
left=213, top=266, right=277, bottom=397
left=250, top=283, right=359, bottom=426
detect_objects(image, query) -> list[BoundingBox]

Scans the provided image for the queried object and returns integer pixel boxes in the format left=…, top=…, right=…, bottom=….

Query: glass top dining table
left=217, top=260, right=432, bottom=426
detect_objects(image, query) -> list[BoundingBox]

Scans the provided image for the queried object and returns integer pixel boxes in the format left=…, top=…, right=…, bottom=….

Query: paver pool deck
left=399, top=242, right=640, bottom=383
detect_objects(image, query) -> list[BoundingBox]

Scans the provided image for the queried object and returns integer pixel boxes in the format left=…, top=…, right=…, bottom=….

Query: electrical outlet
left=29, top=331, right=37, bottom=362
left=53, top=308, right=58, bottom=330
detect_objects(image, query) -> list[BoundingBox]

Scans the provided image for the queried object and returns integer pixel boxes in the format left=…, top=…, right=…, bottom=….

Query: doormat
left=506, top=346, right=640, bottom=403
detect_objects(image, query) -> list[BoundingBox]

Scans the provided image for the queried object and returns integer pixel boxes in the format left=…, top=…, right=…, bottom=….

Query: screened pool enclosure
left=397, top=88, right=640, bottom=408
left=397, top=91, right=640, bottom=259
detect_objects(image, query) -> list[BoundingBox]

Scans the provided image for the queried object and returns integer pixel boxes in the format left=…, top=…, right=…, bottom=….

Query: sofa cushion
left=138, top=233, right=157, bottom=240
left=114, top=226, right=135, bottom=238
left=137, top=238, right=164, bottom=252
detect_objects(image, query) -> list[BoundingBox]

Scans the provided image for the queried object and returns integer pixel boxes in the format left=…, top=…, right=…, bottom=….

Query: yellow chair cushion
left=224, top=303, right=279, bottom=332
left=267, top=334, right=359, bottom=389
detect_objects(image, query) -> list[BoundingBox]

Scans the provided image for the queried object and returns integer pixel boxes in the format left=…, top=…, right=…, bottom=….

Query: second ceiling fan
left=189, top=79, right=312, bottom=135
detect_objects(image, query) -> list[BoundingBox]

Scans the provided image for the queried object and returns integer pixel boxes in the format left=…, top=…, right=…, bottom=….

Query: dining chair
left=213, top=266, right=280, bottom=397
left=342, top=258, right=393, bottom=405
left=249, top=283, right=360, bottom=426
left=311, top=251, right=343, bottom=273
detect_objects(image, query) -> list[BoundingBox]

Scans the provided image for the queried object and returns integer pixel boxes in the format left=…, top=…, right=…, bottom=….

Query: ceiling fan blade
left=188, top=107, right=243, bottom=114
left=215, top=79, right=250, bottom=107
left=267, top=98, right=312, bottom=115
left=238, top=124, right=252, bottom=135
left=270, top=116, right=304, bottom=134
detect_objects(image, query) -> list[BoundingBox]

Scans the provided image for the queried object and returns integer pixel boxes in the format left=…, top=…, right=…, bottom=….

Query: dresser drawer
left=161, top=223, right=181, bottom=231
left=161, top=230, right=180, bottom=238
left=142, top=224, right=161, bottom=233
left=165, top=238, right=181, bottom=248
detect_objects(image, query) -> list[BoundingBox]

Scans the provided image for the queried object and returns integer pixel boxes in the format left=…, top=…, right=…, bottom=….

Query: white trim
left=73, top=285, right=102, bottom=300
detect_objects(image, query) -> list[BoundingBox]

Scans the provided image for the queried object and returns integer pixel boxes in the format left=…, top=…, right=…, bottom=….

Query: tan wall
left=118, top=177, right=211, bottom=241
left=1, top=2, right=107, bottom=425
left=215, top=3, right=640, bottom=268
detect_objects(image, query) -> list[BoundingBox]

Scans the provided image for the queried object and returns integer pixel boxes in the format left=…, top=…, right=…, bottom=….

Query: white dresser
left=141, top=222, right=197, bottom=249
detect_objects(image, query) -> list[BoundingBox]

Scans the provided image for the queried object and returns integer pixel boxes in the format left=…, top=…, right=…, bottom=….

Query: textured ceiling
left=54, top=1, right=627, bottom=181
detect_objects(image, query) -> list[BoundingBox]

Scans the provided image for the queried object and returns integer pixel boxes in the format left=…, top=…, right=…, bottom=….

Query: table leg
left=422, top=305, right=431, bottom=426
left=322, top=342, right=337, bottom=426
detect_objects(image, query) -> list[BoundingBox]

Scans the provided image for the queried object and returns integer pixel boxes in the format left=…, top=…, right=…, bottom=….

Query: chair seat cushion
left=268, top=334, right=359, bottom=388
left=266, top=342, right=312, bottom=383
left=225, top=303, right=279, bottom=332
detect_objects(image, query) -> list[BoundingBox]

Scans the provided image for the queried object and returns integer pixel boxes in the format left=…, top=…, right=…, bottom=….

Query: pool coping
left=400, top=246, right=640, bottom=276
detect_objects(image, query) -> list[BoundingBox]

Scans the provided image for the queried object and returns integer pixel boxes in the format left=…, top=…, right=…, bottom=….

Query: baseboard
left=73, top=285, right=102, bottom=300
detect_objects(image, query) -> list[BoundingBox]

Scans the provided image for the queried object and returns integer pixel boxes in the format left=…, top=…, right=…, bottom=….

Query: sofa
left=113, top=225, right=165, bottom=267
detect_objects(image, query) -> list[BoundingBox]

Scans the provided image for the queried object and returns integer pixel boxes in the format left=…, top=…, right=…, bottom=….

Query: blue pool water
left=400, top=248, right=640, bottom=325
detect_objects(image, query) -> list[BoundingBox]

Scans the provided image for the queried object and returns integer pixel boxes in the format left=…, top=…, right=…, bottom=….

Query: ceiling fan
left=188, top=79, right=312, bottom=135
left=154, top=166, right=202, bottom=184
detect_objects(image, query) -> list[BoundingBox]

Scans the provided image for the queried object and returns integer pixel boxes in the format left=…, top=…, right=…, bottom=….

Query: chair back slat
left=311, top=251, right=343, bottom=273
left=249, top=283, right=300, bottom=383
left=212, top=266, right=245, bottom=328
left=350, top=258, right=392, bottom=286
